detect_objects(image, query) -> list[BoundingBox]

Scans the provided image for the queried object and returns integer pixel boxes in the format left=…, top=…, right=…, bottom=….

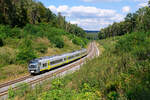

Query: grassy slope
left=8, top=38, right=115, bottom=100
left=0, top=36, right=81, bottom=82
left=9, top=32, right=150, bottom=100
left=0, top=35, right=81, bottom=83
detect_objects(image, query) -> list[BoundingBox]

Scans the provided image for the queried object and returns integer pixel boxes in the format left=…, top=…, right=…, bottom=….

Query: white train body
left=28, top=49, right=87, bottom=74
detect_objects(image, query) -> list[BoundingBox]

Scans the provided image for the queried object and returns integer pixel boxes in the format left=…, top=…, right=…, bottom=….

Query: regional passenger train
left=28, top=49, right=87, bottom=74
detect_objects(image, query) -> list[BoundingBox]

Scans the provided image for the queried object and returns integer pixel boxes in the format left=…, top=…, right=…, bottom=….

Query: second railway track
left=0, top=42, right=99, bottom=99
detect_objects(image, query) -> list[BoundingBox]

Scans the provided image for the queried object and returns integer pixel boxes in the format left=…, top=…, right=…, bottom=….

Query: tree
left=16, top=38, right=37, bottom=63
left=0, top=0, right=86, bottom=38
left=0, top=0, right=14, bottom=25
left=98, top=4, right=150, bottom=39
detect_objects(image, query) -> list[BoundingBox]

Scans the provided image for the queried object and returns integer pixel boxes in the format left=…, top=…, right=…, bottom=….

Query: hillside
left=9, top=32, right=150, bottom=100
left=7, top=2, right=150, bottom=100
left=0, top=24, right=88, bottom=83
left=1, top=0, right=150, bottom=100
left=0, top=0, right=88, bottom=83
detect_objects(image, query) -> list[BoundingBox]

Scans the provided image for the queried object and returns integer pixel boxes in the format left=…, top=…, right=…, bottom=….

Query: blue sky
left=38, top=0, right=149, bottom=30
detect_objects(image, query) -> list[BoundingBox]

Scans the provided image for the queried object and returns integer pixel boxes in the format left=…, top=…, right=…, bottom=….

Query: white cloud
left=122, top=6, right=131, bottom=13
left=134, top=0, right=148, bottom=2
left=138, top=2, right=148, bottom=7
left=57, top=5, right=69, bottom=13
left=70, top=18, right=113, bottom=30
left=82, top=0, right=92, bottom=2
left=48, top=5, right=57, bottom=13
left=134, top=0, right=149, bottom=8
left=82, top=0, right=122, bottom=2
left=48, top=5, right=124, bottom=30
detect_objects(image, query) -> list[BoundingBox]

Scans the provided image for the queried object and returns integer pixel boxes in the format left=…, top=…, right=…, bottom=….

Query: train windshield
left=29, top=64, right=37, bottom=68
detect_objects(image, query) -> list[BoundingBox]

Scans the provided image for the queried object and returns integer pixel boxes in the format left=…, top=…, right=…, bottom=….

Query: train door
left=48, top=60, right=51, bottom=70
left=40, top=61, right=48, bottom=71
left=38, top=62, right=41, bottom=72
left=67, top=56, right=69, bottom=63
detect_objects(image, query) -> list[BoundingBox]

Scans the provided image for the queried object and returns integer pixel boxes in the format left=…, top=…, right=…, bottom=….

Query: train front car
left=28, top=59, right=40, bottom=74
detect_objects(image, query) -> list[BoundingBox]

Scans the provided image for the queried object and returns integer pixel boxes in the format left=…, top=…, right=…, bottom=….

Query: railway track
left=0, top=42, right=99, bottom=99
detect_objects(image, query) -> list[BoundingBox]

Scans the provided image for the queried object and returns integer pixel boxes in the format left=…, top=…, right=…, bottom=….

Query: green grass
left=0, top=36, right=82, bottom=83
left=9, top=31, right=150, bottom=100
left=0, top=24, right=88, bottom=83
left=8, top=37, right=117, bottom=100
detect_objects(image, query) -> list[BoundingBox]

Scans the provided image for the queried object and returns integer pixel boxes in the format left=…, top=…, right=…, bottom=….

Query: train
left=28, top=49, right=87, bottom=74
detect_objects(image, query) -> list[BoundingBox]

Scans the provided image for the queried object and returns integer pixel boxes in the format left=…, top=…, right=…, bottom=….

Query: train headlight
left=31, top=71, right=34, bottom=73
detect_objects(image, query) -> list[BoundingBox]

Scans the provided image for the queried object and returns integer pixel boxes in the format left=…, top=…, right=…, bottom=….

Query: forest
left=0, top=0, right=88, bottom=82
left=0, top=0, right=86, bottom=37
left=98, top=1, right=150, bottom=39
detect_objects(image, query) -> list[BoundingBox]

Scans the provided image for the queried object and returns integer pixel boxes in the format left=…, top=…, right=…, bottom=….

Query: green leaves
left=16, top=48, right=37, bottom=63
left=8, top=87, right=15, bottom=100
left=99, top=5, right=150, bottom=39
left=16, top=39, right=37, bottom=64
left=0, top=0, right=86, bottom=38
left=115, top=32, right=150, bottom=61
left=72, top=36, right=87, bottom=47
left=35, top=43, right=48, bottom=53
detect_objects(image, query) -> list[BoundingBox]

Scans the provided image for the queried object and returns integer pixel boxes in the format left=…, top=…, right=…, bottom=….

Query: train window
left=43, top=63, right=47, bottom=67
left=29, top=65, right=36, bottom=68
left=50, top=59, right=63, bottom=65
left=64, top=58, right=67, bottom=61
left=68, top=55, right=74, bottom=59
left=76, top=54, right=80, bottom=57
left=38, top=62, right=41, bottom=67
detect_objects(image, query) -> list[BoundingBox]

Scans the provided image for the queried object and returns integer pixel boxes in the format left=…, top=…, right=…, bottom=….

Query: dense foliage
left=9, top=32, right=150, bottom=100
left=98, top=3, right=150, bottom=39
left=16, top=38, right=37, bottom=63
left=6, top=1, right=150, bottom=100
left=0, top=0, right=88, bottom=66
left=114, top=32, right=150, bottom=99
left=0, top=0, right=86, bottom=37
left=0, top=23, right=88, bottom=66
left=0, top=0, right=88, bottom=81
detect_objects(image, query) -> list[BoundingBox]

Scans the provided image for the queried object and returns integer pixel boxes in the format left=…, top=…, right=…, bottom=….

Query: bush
left=35, top=43, right=48, bottom=53
left=53, top=37, right=64, bottom=48
left=17, top=39, right=37, bottom=63
left=24, top=24, right=42, bottom=35
left=8, top=87, right=15, bottom=99
left=107, top=91, right=119, bottom=100
left=16, top=48, right=37, bottom=63
left=15, top=83, right=30, bottom=97
left=10, top=27, right=22, bottom=38
left=67, top=34, right=74, bottom=40
left=115, top=32, right=150, bottom=60
left=0, top=25, right=10, bottom=38
left=24, top=24, right=66, bottom=48
left=72, top=36, right=85, bottom=47
left=48, top=36, right=64, bottom=48
left=82, top=38, right=89, bottom=46
left=0, top=47, right=16, bottom=66
left=0, top=25, right=23, bottom=39
left=114, top=32, right=150, bottom=99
